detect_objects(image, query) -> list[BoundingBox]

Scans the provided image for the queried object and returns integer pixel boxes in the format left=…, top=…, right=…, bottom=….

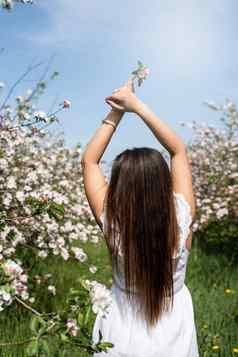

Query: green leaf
left=39, top=340, right=50, bottom=355
left=26, top=339, right=39, bottom=356
left=77, top=311, right=84, bottom=325
left=30, top=316, right=41, bottom=335
left=60, top=333, right=69, bottom=342
left=38, top=324, right=48, bottom=338
left=83, top=304, right=92, bottom=326
left=98, top=342, right=114, bottom=350
left=208, top=175, right=216, bottom=184
left=30, top=316, right=46, bottom=335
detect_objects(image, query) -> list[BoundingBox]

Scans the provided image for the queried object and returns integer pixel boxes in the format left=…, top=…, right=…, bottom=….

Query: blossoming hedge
left=181, top=99, right=238, bottom=258
left=0, top=70, right=113, bottom=355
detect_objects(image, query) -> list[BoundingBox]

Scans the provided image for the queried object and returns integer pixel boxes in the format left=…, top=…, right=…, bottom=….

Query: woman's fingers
left=105, top=94, right=121, bottom=102
left=105, top=99, right=124, bottom=111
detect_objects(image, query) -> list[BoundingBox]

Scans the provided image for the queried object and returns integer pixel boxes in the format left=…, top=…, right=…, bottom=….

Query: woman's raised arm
left=105, top=85, right=196, bottom=221
left=135, top=101, right=196, bottom=221
left=135, top=102, right=186, bottom=156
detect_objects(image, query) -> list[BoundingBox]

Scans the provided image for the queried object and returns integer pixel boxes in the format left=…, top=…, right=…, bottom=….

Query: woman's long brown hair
left=102, top=147, right=179, bottom=330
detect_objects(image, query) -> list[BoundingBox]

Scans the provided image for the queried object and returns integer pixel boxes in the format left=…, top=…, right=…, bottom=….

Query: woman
left=81, top=78, right=199, bottom=356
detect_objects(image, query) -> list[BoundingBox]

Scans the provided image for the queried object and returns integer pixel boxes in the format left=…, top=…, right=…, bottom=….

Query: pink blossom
left=63, top=100, right=71, bottom=109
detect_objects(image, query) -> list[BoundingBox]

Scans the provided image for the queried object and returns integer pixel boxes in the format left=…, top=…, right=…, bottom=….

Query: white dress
left=92, top=192, right=199, bottom=357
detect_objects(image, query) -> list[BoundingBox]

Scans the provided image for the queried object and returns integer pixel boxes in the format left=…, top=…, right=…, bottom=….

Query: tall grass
left=0, top=235, right=237, bottom=356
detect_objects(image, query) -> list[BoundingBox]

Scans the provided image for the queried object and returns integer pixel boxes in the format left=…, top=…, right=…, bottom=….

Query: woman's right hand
left=105, top=78, right=142, bottom=113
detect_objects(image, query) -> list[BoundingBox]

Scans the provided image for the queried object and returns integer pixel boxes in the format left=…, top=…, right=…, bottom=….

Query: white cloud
left=20, top=0, right=234, bottom=78
left=22, top=0, right=124, bottom=46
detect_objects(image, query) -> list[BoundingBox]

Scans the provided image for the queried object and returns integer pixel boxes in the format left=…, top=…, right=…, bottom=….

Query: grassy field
left=0, top=235, right=237, bottom=357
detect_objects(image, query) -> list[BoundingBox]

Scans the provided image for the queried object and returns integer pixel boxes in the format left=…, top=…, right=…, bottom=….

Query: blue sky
left=0, top=0, right=237, bottom=164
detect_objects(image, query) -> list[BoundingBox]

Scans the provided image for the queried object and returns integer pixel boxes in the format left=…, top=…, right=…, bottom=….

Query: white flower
left=38, top=250, right=48, bottom=259
left=90, top=236, right=99, bottom=244
left=26, top=171, right=37, bottom=182
left=48, top=285, right=56, bottom=295
left=63, top=221, right=73, bottom=233
left=16, top=191, right=25, bottom=203
left=89, top=281, right=113, bottom=315
left=3, top=260, right=23, bottom=276
left=71, top=247, right=87, bottom=262
left=56, top=237, right=65, bottom=247
left=19, top=274, right=28, bottom=283
left=23, top=112, right=30, bottom=120
left=16, top=95, right=24, bottom=103
left=0, top=158, right=8, bottom=170
left=229, top=172, right=238, bottom=179
left=61, top=248, right=69, bottom=261
left=89, top=265, right=97, bottom=274
left=7, top=176, right=16, bottom=189
left=216, top=208, right=228, bottom=219
left=26, top=89, right=33, bottom=96
left=0, top=290, right=12, bottom=303
left=3, top=196, right=11, bottom=207
left=21, top=291, right=29, bottom=300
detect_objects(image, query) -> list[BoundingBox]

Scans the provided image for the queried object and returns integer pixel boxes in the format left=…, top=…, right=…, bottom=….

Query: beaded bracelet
left=101, top=119, right=117, bottom=130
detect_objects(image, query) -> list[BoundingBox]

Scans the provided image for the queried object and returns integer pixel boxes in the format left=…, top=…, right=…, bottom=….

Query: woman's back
left=92, top=192, right=199, bottom=357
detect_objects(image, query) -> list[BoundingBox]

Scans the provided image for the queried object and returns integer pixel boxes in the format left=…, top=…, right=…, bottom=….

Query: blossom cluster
left=0, top=0, right=33, bottom=10
left=131, top=60, right=150, bottom=87
left=84, top=279, right=113, bottom=316
left=66, top=318, right=80, bottom=337
left=0, top=259, right=31, bottom=310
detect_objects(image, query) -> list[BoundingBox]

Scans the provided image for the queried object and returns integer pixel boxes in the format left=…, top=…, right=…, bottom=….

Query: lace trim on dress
left=99, top=192, right=192, bottom=259
left=173, top=192, right=192, bottom=259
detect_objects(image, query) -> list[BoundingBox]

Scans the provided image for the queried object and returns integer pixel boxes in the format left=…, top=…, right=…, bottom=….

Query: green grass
left=0, top=236, right=237, bottom=356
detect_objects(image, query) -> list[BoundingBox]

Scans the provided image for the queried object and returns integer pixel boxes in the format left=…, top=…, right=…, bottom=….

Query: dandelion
left=233, top=347, right=238, bottom=353
left=224, top=288, right=234, bottom=294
